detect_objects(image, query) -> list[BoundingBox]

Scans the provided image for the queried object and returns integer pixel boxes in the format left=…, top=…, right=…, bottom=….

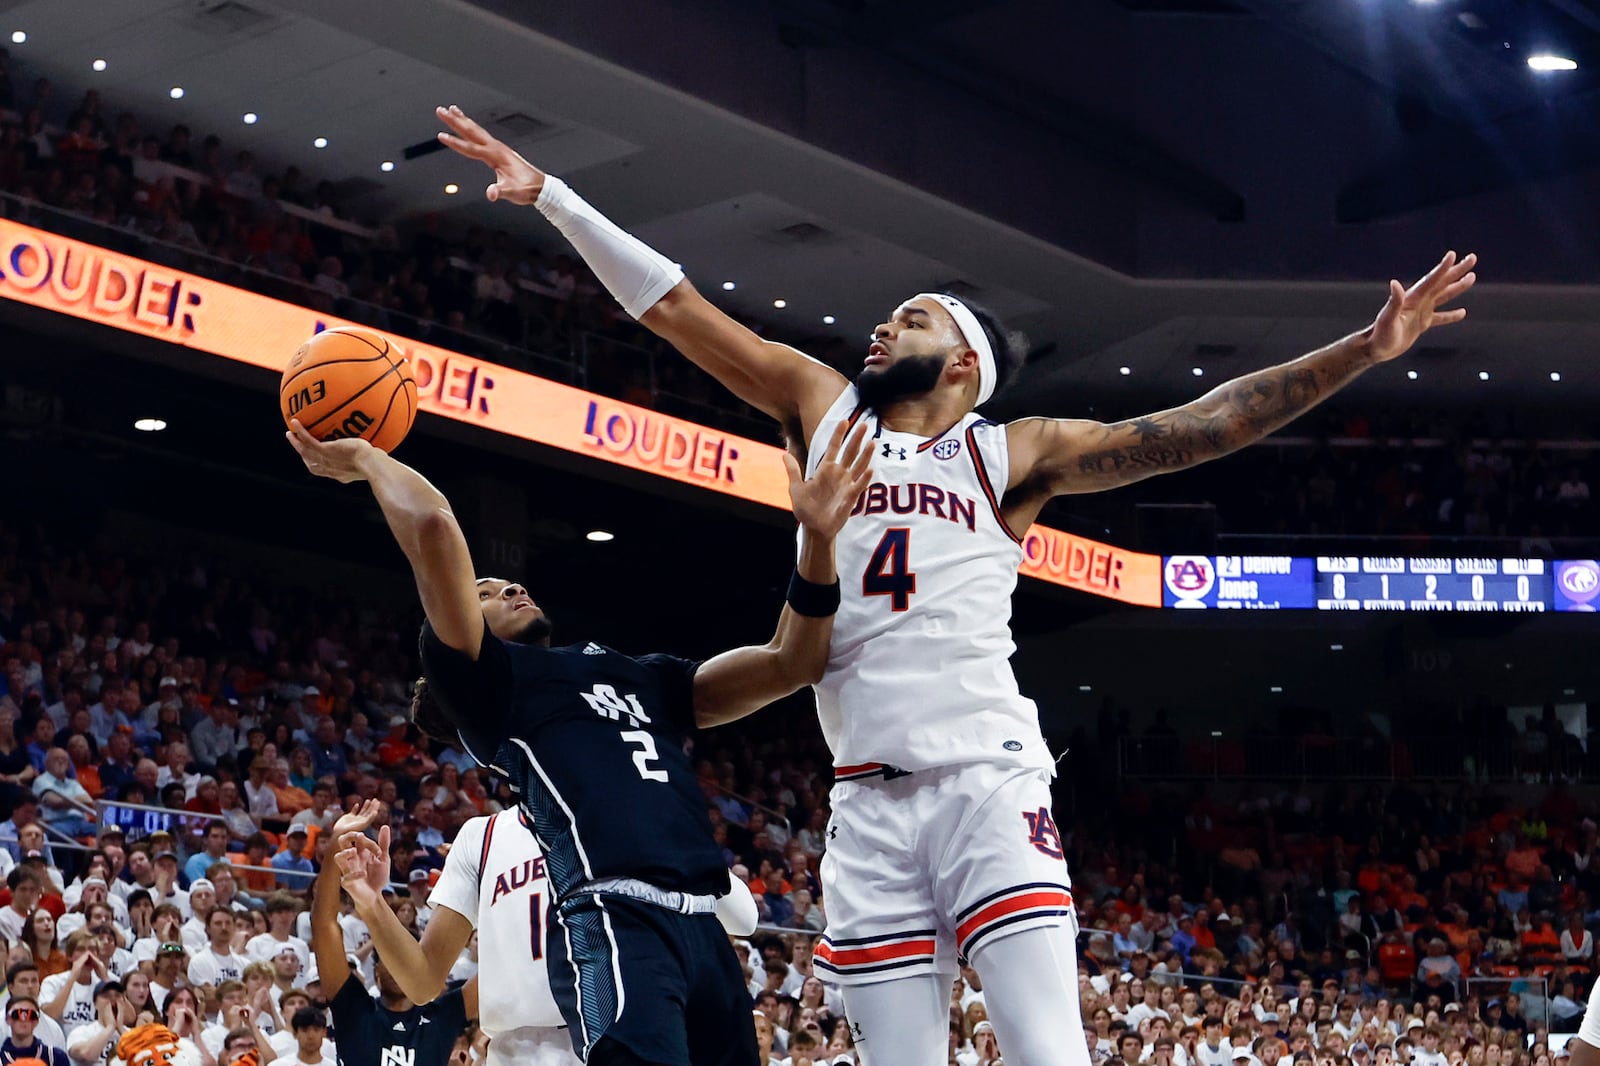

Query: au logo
left=1164, top=555, right=1214, bottom=608
left=931, top=439, right=961, bottom=461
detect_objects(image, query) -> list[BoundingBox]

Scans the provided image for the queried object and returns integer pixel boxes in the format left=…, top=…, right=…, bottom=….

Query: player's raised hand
left=335, top=823, right=391, bottom=908
left=785, top=420, right=872, bottom=540
left=436, top=105, right=547, bottom=205
left=331, top=798, right=386, bottom=838
left=286, top=420, right=376, bottom=484
left=1369, top=250, right=1477, bottom=363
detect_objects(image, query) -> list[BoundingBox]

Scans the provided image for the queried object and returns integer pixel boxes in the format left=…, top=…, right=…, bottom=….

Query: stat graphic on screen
left=1162, top=556, right=1577, bottom=611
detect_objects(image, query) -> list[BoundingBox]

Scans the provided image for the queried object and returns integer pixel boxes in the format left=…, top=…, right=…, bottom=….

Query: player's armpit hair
left=942, top=294, right=1027, bottom=403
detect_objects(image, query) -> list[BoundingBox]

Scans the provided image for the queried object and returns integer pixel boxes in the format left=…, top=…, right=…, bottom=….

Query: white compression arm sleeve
left=534, top=176, right=684, bottom=320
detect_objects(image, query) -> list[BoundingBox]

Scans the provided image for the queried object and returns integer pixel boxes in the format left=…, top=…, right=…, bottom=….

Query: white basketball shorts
left=813, top=762, right=1077, bottom=986
left=485, top=1026, right=581, bottom=1066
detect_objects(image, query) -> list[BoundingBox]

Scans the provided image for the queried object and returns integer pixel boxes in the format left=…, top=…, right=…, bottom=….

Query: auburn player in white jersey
left=334, top=806, right=577, bottom=1066
left=437, top=103, right=1478, bottom=1066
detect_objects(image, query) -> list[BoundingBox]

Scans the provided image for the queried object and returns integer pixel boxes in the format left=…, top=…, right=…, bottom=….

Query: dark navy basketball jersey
left=420, top=621, right=727, bottom=899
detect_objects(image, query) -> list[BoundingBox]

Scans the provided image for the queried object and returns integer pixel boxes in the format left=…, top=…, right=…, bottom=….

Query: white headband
left=914, top=292, right=997, bottom=406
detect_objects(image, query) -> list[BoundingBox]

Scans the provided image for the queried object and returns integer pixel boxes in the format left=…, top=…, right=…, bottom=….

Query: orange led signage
left=0, top=219, right=1161, bottom=605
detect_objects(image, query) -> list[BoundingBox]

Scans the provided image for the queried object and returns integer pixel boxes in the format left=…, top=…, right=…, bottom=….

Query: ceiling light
left=1528, top=54, right=1578, bottom=72
left=312, top=137, right=328, bottom=149
left=242, top=112, right=258, bottom=125
left=380, top=161, right=395, bottom=173
left=1407, top=370, right=1419, bottom=380
left=443, top=183, right=459, bottom=195
left=1330, top=644, right=1344, bottom=651
left=1269, top=686, right=1284, bottom=693
left=133, top=418, right=167, bottom=432
left=586, top=530, right=614, bottom=543
left=91, top=59, right=107, bottom=72
left=721, top=281, right=736, bottom=291
left=1078, top=685, right=1092, bottom=692
left=1210, top=730, right=1222, bottom=738
left=773, top=299, right=787, bottom=309
left=1191, top=367, right=1204, bottom=377
left=169, top=87, right=184, bottom=100
left=1119, top=366, right=1132, bottom=376
left=1551, top=371, right=1562, bottom=382
left=1478, top=371, right=1490, bottom=381
left=1565, top=688, right=1577, bottom=696
left=822, top=315, right=835, bottom=325
left=9, top=31, right=24, bottom=44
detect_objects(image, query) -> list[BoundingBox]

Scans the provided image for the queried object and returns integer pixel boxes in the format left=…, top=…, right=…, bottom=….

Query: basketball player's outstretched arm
left=1004, top=251, right=1477, bottom=508
left=434, top=105, right=846, bottom=445
left=331, top=813, right=479, bottom=1014
left=286, top=420, right=482, bottom=659
left=309, top=800, right=386, bottom=1001
left=693, top=419, right=872, bottom=728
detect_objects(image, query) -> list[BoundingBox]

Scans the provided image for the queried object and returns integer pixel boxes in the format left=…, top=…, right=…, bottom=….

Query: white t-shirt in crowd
left=187, top=947, right=248, bottom=987
left=39, top=973, right=97, bottom=1032
left=246, top=933, right=311, bottom=973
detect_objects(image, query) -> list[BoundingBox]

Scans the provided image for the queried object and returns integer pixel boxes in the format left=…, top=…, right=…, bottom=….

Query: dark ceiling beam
left=1337, top=90, right=1600, bottom=222
left=772, top=0, right=1247, bottom=222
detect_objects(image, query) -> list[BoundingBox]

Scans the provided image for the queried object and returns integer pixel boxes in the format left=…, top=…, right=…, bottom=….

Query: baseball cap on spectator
left=1261, top=1013, right=1280, bottom=1023
left=93, top=980, right=123, bottom=999
left=1232, top=1048, right=1254, bottom=1061
left=157, top=942, right=186, bottom=957
left=1486, top=999, right=1502, bottom=1009
left=1344, top=949, right=1362, bottom=962
left=303, top=686, right=320, bottom=696
left=389, top=715, right=407, bottom=728
left=287, top=825, right=307, bottom=839
left=973, top=1022, right=994, bottom=1037
left=1352, top=1044, right=1370, bottom=1058
left=82, top=877, right=107, bottom=889
left=408, top=868, right=430, bottom=884
left=153, top=849, right=178, bottom=863
left=1443, top=1004, right=1461, bottom=1015
left=1406, top=1019, right=1425, bottom=1031
left=1215, top=913, right=1232, bottom=924
left=159, top=677, right=178, bottom=689
left=189, top=879, right=214, bottom=893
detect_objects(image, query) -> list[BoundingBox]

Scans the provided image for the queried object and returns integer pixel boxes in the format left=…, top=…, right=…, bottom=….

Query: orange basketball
left=279, top=327, right=417, bottom=453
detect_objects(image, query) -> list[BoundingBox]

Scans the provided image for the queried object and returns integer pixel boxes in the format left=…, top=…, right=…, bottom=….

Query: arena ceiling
left=2, top=0, right=1599, bottom=417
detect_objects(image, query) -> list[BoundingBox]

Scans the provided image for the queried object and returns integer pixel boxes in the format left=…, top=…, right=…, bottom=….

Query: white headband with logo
left=914, top=292, right=997, bottom=406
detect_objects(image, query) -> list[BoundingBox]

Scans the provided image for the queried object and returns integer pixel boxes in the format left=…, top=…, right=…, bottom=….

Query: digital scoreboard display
left=1313, top=558, right=1550, bottom=611
left=1163, top=556, right=1567, bottom=611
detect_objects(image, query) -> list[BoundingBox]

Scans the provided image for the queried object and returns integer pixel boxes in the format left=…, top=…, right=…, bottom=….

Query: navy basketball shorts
left=548, top=894, right=758, bottom=1066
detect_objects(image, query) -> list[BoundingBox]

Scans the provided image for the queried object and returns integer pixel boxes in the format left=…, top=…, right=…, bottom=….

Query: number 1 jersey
left=806, top=384, right=1052, bottom=775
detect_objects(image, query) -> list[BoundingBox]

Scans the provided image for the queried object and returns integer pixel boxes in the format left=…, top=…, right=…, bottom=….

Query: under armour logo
left=880, top=442, right=907, bottom=461
left=828, top=823, right=838, bottom=841
left=582, top=643, right=605, bottom=655
left=850, top=1021, right=864, bottom=1040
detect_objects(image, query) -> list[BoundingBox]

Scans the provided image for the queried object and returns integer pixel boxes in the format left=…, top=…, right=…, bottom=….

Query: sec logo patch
left=932, top=439, right=961, bottom=460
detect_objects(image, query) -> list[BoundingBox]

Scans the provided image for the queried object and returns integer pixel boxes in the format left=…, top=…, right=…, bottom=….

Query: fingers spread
left=781, top=451, right=802, bottom=487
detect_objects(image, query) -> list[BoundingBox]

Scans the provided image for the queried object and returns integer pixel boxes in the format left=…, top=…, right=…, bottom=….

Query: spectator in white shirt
left=1, top=965, right=69, bottom=1052
left=190, top=705, right=240, bottom=772
left=40, top=932, right=104, bottom=1034
left=244, top=760, right=279, bottom=822
left=0, top=868, right=44, bottom=943
left=155, top=743, right=201, bottom=801
left=1561, top=913, right=1593, bottom=963
left=187, top=909, right=248, bottom=988
left=246, top=895, right=311, bottom=974
left=267, top=1007, right=333, bottom=1066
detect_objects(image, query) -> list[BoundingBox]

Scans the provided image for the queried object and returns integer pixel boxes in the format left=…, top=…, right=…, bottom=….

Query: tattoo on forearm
left=1074, top=336, right=1373, bottom=482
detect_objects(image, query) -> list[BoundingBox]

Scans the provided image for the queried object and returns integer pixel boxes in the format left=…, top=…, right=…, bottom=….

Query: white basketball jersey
left=806, top=385, right=1052, bottom=774
left=430, top=810, right=566, bottom=1033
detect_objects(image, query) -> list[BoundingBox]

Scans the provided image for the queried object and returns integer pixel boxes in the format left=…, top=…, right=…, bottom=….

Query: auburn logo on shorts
left=1023, top=807, right=1064, bottom=859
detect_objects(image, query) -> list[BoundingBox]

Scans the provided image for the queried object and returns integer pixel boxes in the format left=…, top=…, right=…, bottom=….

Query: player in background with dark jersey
left=433, top=103, right=1478, bottom=1066
left=285, top=418, right=872, bottom=1066
left=308, top=805, right=469, bottom=1066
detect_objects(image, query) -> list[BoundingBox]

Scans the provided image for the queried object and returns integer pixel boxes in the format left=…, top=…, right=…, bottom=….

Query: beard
left=854, top=352, right=945, bottom=410
left=511, top=611, right=553, bottom=646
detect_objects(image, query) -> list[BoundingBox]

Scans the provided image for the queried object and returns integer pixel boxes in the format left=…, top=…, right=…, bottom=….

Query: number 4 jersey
left=806, top=384, right=1053, bottom=775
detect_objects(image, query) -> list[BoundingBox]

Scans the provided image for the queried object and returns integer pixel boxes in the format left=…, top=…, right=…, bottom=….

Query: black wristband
left=786, top=570, right=841, bottom=617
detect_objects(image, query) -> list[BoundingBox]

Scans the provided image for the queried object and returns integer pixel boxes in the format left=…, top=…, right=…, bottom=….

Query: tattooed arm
left=1003, top=251, right=1477, bottom=515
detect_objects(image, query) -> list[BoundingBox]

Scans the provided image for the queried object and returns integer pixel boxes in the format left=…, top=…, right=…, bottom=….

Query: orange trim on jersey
left=915, top=424, right=957, bottom=453
left=965, top=426, right=1024, bottom=545
left=844, top=404, right=868, bottom=432
left=956, top=888, right=1074, bottom=946
left=814, top=937, right=938, bottom=968
left=477, top=814, right=497, bottom=881
left=834, top=762, right=885, bottom=777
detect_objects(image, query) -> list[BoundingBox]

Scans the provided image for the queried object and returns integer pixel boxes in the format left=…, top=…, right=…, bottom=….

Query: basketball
left=279, top=326, right=418, bottom=453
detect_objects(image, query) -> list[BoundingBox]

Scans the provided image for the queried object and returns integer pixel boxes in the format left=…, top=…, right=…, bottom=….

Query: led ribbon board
left=0, top=218, right=1162, bottom=606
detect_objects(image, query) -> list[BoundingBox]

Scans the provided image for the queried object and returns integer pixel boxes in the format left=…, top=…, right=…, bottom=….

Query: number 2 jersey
left=420, top=622, right=728, bottom=899
left=806, top=384, right=1053, bottom=775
